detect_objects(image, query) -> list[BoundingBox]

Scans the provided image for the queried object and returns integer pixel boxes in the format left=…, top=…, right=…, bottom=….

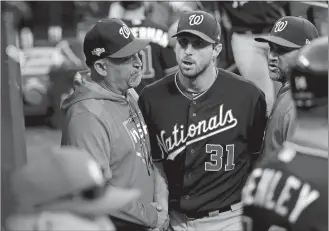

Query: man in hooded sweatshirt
left=60, top=18, right=169, bottom=231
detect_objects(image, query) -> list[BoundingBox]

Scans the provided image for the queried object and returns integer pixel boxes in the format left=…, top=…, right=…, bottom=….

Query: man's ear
left=213, top=43, right=222, bottom=59
left=93, top=59, right=107, bottom=77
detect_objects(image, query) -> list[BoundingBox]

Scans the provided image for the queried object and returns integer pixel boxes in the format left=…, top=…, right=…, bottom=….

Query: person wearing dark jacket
left=219, top=1, right=288, bottom=115
left=255, top=16, right=318, bottom=159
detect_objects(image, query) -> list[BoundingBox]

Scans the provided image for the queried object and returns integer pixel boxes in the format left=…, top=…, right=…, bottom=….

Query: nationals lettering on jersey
left=242, top=142, right=328, bottom=231
left=139, top=69, right=267, bottom=213
left=157, top=104, right=238, bottom=160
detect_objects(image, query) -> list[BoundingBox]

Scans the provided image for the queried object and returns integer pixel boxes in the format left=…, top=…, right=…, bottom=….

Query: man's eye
left=121, top=56, right=133, bottom=62
left=178, top=39, right=188, bottom=47
left=193, top=40, right=203, bottom=47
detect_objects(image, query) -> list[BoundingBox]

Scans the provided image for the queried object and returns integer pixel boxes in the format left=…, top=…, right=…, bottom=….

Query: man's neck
left=178, top=64, right=217, bottom=93
left=90, top=73, right=124, bottom=96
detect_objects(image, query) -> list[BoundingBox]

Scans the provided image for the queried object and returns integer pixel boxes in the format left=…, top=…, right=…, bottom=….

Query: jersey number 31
left=205, top=144, right=235, bottom=171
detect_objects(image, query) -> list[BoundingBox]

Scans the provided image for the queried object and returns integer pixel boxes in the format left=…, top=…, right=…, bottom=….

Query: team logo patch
left=122, top=113, right=148, bottom=164
left=274, top=20, right=288, bottom=32
left=119, top=24, right=131, bottom=39
left=91, top=48, right=105, bottom=56
left=189, top=14, right=204, bottom=26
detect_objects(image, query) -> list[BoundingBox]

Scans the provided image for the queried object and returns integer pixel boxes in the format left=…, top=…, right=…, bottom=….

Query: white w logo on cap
left=274, top=21, right=288, bottom=32
left=189, top=14, right=204, bottom=26
left=119, top=24, right=130, bottom=39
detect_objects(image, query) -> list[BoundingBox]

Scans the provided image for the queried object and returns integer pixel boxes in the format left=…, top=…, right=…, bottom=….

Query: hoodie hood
left=61, top=70, right=128, bottom=111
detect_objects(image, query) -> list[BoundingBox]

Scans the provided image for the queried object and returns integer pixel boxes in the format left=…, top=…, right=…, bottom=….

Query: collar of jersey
left=174, top=69, right=218, bottom=101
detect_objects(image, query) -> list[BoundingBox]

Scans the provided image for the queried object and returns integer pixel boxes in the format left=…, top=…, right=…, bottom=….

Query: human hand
left=150, top=202, right=169, bottom=231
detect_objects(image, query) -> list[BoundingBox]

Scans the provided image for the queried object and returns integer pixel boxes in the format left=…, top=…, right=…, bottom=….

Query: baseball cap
left=172, top=10, right=221, bottom=44
left=290, top=37, right=328, bottom=109
left=255, top=16, right=318, bottom=48
left=83, top=18, right=150, bottom=66
left=11, top=146, right=140, bottom=214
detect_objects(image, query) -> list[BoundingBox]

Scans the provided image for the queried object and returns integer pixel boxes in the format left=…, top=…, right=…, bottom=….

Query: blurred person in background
left=242, top=36, right=328, bottom=231
left=108, top=1, right=173, bottom=30
left=289, top=1, right=328, bottom=36
left=120, top=1, right=178, bottom=94
left=60, top=18, right=169, bottom=231
left=6, top=147, right=140, bottom=231
left=219, top=1, right=289, bottom=115
left=255, top=16, right=318, bottom=159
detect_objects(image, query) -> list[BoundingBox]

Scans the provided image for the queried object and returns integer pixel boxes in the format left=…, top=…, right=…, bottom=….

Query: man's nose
left=268, top=50, right=278, bottom=61
left=184, top=43, right=194, bottom=55
left=133, top=53, right=142, bottom=67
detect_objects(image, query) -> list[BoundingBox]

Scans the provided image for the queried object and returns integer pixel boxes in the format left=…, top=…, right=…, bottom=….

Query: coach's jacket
left=60, top=71, right=158, bottom=229
left=261, top=82, right=296, bottom=160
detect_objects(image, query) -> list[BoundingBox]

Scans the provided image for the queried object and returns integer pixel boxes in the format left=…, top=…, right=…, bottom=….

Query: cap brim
left=109, top=38, right=151, bottom=58
left=38, top=186, right=141, bottom=216
left=254, top=36, right=301, bottom=49
left=172, top=30, right=215, bottom=44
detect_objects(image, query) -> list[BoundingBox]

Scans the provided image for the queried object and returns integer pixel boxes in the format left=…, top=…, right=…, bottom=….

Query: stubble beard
left=269, top=68, right=286, bottom=83
left=179, top=61, right=210, bottom=80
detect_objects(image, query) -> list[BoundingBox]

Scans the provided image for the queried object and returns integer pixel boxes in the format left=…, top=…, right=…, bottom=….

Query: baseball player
left=242, top=36, right=328, bottom=231
left=138, top=11, right=267, bottom=231
left=120, top=1, right=178, bottom=94
left=254, top=16, right=319, bottom=159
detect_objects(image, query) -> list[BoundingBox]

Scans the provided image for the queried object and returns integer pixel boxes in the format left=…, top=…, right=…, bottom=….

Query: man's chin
left=180, top=69, right=198, bottom=79
left=269, top=73, right=282, bottom=82
left=129, top=74, right=142, bottom=88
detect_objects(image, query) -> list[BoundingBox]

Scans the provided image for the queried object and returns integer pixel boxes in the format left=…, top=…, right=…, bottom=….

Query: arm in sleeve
left=248, top=92, right=267, bottom=164
left=138, top=88, right=169, bottom=211
left=61, top=112, right=112, bottom=179
left=138, top=88, right=166, bottom=161
left=282, top=105, right=296, bottom=142
left=62, top=112, right=159, bottom=228
left=153, top=162, right=169, bottom=211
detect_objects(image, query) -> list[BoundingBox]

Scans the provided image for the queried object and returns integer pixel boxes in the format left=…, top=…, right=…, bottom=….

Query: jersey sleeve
left=138, top=88, right=165, bottom=162
left=160, top=47, right=178, bottom=76
left=248, top=92, right=267, bottom=156
left=282, top=105, right=296, bottom=142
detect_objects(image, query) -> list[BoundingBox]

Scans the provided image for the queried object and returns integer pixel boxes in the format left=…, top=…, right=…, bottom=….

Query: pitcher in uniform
left=139, top=10, right=267, bottom=231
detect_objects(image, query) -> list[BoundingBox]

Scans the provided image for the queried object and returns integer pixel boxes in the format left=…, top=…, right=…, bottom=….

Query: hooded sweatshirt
left=60, top=71, right=158, bottom=229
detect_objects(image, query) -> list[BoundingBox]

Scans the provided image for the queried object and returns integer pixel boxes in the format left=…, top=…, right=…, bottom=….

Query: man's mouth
left=182, top=60, right=194, bottom=66
left=268, top=63, right=278, bottom=71
left=131, top=70, right=141, bottom=76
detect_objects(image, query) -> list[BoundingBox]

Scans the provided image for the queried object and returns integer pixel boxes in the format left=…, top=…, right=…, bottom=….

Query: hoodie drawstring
left=126, top=96, right=153, bottom=176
